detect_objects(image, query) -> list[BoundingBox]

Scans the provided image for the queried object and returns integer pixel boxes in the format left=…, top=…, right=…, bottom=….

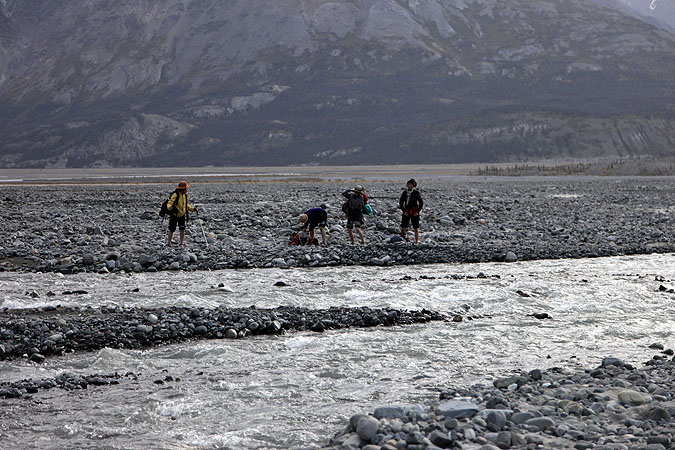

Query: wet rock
left=438, top=400, right=479, bottom=418
left=356, top=416, right=380, bottom=441
left=224, top=329, right=238, bottom=339
left=504, top=251, right=518, bottom=262
left=373, top=406, right=405, bottom=420
left=602, top=357, right=625, bottom=368
left=29, top=353, right=46, bottom=363
left=493, top=375, right=527, bottom=389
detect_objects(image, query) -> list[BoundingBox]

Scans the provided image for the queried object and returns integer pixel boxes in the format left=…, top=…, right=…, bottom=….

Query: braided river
left=1, top=254, right=674, bottom=449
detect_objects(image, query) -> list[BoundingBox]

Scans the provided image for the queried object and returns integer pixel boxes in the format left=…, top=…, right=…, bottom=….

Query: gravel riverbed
left=2, top=177, right=675, bottom=273
left=3, top=176, right=675, bottom=449
left=322, top=353, right=675, bottom=450
left=0, top=304, right=448, bottom=364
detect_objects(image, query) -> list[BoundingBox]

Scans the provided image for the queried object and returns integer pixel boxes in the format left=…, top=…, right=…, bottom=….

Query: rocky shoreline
left=0, top=304, right=449, bottom=363
left=322, top=352, right=675, bottom=450
left=2, top=178, right=675, bottom=273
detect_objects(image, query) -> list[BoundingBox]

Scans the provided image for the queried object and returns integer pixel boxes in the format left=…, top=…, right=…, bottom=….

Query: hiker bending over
left=399, top=178, right=423, bottom=244
left=166, top=180, right=197, bottom=247
left=299, top=204, right=328, bottom=245
left=342, top=185, right=367, bottom=245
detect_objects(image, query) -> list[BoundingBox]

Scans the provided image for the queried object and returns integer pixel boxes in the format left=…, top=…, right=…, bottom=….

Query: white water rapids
left=1, top=254, right=674, bottom=449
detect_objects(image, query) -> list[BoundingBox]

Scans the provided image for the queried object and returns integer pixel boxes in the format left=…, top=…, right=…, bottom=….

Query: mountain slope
left=0, top=0, right=674, bottom=167
left=593, top=0, right=675, bottom=33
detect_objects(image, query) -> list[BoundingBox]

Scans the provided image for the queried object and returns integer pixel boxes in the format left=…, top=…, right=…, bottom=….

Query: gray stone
left=47, top=333, right=64, bottom=342
left=525, top=417, right=555, bottom=431
left=356, top=416, right=380, bottom=442
left=493, top=431, right=511, bottom=449
left=147, top=314, right=158, bottom=324
left=601, top=357, right=625, bottom=368
left=29, top=353, right=46, bottom=363
left=438, top=400, right=479, bottom=418
left=138, top=254, right=157, bottom=267
left=486, top=410, right=507, bottom=431
left=641, top=406, right=671, bottom=422
left=373, top=406, right=405, bottom=420
left=169, top=261, right=181, bottom=270
left=529, top=369, right=542, bottom=380
left=444, top=418, right=459, bottom=430
left=512, top=411, right=535, bottom=424
left=342, top=433, right=364, bottom=448
left=493, top=375, right=527, bottom=389
left=504, top=251, right=517, bottom=262
left=618, top=389, right=646, bottom=406
left=349, top=414, right=367, bottom=430
left=429, top=430, right=454, bottom=448
left=225, top=329, right=238, bottom=339
left=82, top=253, right=95, bottom=265
left=405, top=431, right=425, bottom=445
left=647, top=436, right=671, bottom=446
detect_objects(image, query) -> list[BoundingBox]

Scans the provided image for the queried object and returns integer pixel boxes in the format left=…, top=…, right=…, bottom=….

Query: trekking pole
left=196, top=209, right=208, bottom=247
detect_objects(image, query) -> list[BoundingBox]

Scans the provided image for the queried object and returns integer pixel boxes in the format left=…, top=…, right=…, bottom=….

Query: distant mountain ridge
left=0, top=0, right=674, bottom=168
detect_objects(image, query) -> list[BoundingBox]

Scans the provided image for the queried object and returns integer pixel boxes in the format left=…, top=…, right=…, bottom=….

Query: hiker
left=342, top=185, right=367, bottom=245
left=166, top=180, right=197, bottom=247
left=298, top=204, right=328, bottom=245
left=399, top=178, right=423, bottom=244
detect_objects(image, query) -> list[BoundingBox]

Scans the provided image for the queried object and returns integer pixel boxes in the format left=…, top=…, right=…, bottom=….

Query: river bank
left=322, top=353, right=675, bottom=450
left=2, top=177, right=674, bottom=273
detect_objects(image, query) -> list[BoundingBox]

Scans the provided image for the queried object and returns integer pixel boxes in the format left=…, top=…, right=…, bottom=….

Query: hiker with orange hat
left=166, top=181, right=197, bottom=247
left=298, top=204, right=328, bottom=245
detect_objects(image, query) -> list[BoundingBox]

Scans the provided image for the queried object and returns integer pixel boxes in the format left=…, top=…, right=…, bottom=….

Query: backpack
left=342, top=194, right=364, bottom=214
left=288, top=231, right=318, bottom=246
left=159, top=190, right=188, bottom=219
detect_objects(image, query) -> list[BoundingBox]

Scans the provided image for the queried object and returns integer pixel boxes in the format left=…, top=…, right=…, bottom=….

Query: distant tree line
left=470, top=156, right=675, bottom=176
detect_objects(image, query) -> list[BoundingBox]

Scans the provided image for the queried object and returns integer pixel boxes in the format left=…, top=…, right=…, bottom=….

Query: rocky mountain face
left=594, top=0, right=675, bottom=33
left=0, top=0, right=674, bottom=168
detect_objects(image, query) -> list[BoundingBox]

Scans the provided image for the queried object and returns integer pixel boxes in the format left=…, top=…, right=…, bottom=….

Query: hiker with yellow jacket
left=166, top=181, right=197, bottom=247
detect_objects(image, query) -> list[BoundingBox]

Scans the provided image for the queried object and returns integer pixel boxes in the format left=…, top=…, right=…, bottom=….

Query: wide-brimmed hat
left=298, top=214, right=308, bottom=223
left=354, top=185, right=364, bottom=192
left=177, top=181, right=190, bottom=190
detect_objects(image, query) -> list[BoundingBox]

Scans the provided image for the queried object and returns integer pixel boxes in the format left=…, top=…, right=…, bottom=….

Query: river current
left=1, top=254, right=674, bottom=449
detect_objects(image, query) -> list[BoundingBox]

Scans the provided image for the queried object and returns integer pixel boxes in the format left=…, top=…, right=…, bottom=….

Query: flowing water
left=1, top=254, right=675, bottom=449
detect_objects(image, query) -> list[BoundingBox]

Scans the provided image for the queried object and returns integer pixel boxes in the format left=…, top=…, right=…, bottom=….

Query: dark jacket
left=399, top=188, right=423, bottom=214
left=342, top=190, right=365, bottom=220
left=304, top=207, right=327, bottom=227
